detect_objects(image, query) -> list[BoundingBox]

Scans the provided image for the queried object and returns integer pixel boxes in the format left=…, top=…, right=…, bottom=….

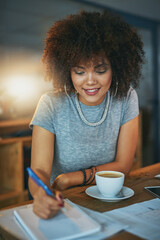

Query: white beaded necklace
left=75, top=91, right=110, bottom=127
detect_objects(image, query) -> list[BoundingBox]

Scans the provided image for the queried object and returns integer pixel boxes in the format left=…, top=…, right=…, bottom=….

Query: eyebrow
left=74, top=66, right=85, bottom=69
left=74, top=63, right=109, bottom=69
left=94, top=63, right=109, bottom=69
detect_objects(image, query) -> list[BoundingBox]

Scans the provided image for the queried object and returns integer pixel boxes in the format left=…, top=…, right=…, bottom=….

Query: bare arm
left=29, top=125, right=54, bottom=194
left=29, top=125, right=63, bottom=219
left=53, top=116, right=139, bottom=190
left=96, top=115, right=139, bottom=174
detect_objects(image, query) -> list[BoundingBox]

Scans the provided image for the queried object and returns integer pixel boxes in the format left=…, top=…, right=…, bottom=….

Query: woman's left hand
left=52, top=173, right=70, bottom=191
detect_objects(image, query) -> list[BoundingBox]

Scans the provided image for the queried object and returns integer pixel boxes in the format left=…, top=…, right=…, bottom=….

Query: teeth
left=86, top=89, right=98, bottom=92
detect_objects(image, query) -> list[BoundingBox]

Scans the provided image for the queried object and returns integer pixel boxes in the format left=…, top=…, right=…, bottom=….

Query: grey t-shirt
left=30, top=88, right=139, bottom=184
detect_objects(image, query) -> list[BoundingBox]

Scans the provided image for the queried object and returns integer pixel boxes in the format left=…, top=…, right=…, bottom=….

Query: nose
left=86, top=72, right=97, bottom=85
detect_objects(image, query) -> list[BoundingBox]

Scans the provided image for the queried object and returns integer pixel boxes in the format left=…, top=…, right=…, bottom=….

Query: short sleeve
left=30, top=93, right=55, bottom=134
left=121, top=88, right=139, bottom=126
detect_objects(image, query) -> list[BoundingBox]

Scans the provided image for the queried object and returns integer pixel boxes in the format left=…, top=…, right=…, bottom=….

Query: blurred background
left=0, top=0, right=160, bottom=208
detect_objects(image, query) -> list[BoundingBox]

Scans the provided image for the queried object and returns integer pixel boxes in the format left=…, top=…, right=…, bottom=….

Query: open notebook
left=14, top=199, right=101, bottom=240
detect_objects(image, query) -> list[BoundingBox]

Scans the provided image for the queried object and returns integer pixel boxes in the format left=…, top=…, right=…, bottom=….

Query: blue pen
left=27, top=167, right=66, bottom=212
left=27, top=167, right=54, bottom=197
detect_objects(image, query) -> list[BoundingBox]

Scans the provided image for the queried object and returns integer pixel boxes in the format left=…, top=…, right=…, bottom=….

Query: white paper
left=74, top=203, right=128, bottom=240
left=103, top=198, right=160, bottom=240
left=14, top=200, right=101, bottom=240
left=0, top=199, right=126, bottom=240
left=0, top=204, right=32, bottom=239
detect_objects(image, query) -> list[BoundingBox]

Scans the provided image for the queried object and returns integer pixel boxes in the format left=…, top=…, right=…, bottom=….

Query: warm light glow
left=5, top=75, right=36, bottom=100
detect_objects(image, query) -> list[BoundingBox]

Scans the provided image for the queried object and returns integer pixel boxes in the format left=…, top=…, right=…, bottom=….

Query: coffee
left=97, top=173, right=122, bottom=178
left=95, top=170, right=125, bottom=197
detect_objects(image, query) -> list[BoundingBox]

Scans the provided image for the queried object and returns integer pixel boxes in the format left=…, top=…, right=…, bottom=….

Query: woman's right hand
left=33, top=187, right=64, bottom=219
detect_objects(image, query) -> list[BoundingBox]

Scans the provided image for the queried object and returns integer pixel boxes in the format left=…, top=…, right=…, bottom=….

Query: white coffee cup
left=95, top=170, right=125, bottom=197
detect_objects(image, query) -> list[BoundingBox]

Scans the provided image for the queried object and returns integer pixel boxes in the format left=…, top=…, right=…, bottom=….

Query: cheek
left=71, top=77, right=81, bottom=91
left=108, top=76, right=112, bottom=86
left=72, top=75, right=84, bottom=88
left=107, top=71, right=112, bottom=85
left=102, top=74, right=112, bottom=88
left=71, top=74, right=77, bottom=87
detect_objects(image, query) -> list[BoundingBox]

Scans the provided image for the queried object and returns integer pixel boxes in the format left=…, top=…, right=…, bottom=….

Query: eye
left=96, top=70, right=107, bottom=74
left=95, top=63, right=110, bottom=74
left=73, top=70, right=85, bottom=75
left=95, top=67, right=107, bottom=74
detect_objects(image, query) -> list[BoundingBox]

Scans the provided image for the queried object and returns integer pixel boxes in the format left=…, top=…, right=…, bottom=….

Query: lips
left=83, top=88, right=100, bottom=96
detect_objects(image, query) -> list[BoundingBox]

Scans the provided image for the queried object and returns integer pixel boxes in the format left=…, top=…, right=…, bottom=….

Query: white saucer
left=85, top=186, right=134, bottom=202
left=155, top=174, right=160, bottom=179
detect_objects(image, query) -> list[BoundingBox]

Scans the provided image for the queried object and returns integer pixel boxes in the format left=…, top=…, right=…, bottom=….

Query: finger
left=55, top=190, right=64, bottom=203
left=33, top=199, right=60, bottom=219
left=33, top=206, right=59, bottom=219
left=34, top=187, right=63, bottom=215
left=33, top=192, right=57, bottom=212
left=36, top=188, right=56, bottom=206
left=41, top=193, right=63, bottom=210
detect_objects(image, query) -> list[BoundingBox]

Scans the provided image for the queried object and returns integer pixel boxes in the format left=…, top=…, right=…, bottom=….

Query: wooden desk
left=0, top=163, right=160, bottom=240
left=62, top=163, right=160, bottom=213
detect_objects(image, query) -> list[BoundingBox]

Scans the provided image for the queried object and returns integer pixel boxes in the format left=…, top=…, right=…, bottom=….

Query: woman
left=29, top=10, right=144, bottom=219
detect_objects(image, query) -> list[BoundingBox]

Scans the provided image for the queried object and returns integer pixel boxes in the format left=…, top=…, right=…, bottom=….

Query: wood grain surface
left=1, top=163, right=160, bottom=240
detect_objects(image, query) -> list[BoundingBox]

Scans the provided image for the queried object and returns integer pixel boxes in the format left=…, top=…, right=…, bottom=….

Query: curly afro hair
left=42, top=10, right=144, bottom=98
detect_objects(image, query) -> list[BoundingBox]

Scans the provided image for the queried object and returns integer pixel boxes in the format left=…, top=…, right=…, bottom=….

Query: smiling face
left=70, top=55, right=112, bottom=106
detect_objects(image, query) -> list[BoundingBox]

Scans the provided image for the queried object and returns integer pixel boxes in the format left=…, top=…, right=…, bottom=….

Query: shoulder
left=123, top=87, right=139, bottom=108
left=126, top=87, right=138, bottom=100
left=112, top=87, right=138, bottom=107
left=120, top=87, right=139, bottom=125
left=115, top=87, right=138, bottom=106
left=121, top=87, right=139, bottom=110
left=39, top=91, right=69, bottom=108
